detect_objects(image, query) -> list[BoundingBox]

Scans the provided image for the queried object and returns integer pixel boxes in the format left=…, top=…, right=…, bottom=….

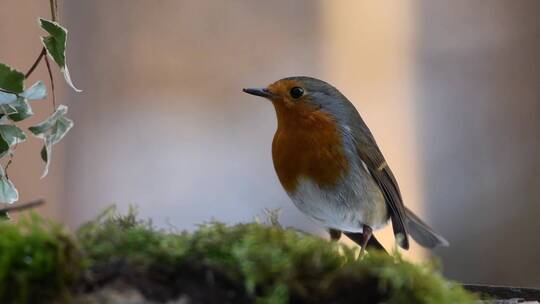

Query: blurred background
left=1, top=0, right=539, bottom=288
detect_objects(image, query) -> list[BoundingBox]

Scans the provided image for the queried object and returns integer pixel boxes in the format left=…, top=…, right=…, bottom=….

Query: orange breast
left=271, top=103, right=349, bottom=193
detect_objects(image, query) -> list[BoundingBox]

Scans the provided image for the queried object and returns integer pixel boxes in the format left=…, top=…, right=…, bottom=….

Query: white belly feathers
left=287, top=158, right=389, bottom=232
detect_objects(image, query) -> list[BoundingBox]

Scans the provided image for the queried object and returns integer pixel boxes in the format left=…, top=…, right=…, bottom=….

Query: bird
left=243, top=76, right=448, bottom=253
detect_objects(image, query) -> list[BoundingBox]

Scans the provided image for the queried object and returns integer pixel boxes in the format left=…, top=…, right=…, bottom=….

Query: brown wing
left=353, top=124, right=410, bottom=249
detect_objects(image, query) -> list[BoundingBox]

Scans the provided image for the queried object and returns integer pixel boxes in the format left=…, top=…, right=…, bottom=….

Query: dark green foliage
left=39, top=19, right=67, bottom=68
left=0, top=213, right=82, bottom=303
left=39, top=18, right=81, bottom=92
left=0, top=63, right=24, bottom=94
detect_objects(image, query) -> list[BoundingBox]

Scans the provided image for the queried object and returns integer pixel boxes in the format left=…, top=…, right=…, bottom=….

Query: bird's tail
left=405, top=207, right=449, bottom=248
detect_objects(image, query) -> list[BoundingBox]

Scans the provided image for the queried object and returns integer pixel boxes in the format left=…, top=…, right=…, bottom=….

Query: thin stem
left=50, top=0, right=58, bottom=22
left=44, top=55, right=56, bottom=110
left=24, top=0, right=58, bottom=81
left=4, top=142, right=19, bottom=180
left=4, top=159, right=12, bottom=180
left=46, top=0, right=58, bottom=111
left=0, top=199, right=45, bottom=214
left=24, top=47, right=46, bottom=79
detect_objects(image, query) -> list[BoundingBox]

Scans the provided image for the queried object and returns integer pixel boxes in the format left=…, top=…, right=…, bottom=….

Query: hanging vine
left=0, top=0, right=80, bottom=215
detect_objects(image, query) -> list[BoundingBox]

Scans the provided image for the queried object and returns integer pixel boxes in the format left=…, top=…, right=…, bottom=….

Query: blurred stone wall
left=60, top=0, right=324, bottom=232
left=59, top=0, right=420, bottom=255
left=417, top=0, right=540, bottom=287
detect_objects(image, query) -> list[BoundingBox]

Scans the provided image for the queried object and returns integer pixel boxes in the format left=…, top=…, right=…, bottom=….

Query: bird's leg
left=343, top=231, right=387, bottom=254
left=329, top=229, right=342, bottom=241
left=359, top=225, right=373, bottom=256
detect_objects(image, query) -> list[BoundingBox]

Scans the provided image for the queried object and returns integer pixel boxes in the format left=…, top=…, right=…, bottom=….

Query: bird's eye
left=289, top=87, right=304, bottom=99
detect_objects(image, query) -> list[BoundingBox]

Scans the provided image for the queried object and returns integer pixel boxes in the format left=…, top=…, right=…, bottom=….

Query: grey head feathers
left=281, top=76, right=360, bottom=127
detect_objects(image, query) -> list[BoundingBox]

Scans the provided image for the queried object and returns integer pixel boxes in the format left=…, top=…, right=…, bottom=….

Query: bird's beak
left=243, top=87, right=271, bottom=98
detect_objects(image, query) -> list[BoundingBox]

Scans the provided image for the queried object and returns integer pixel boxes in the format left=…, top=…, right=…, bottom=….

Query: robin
left=243, top=76, right=448, bottom=253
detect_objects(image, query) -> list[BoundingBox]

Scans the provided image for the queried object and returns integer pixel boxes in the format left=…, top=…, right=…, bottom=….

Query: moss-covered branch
left=0, top=207, right=476, bottom=303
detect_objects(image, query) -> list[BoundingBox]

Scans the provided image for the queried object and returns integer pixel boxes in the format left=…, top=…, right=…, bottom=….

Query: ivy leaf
left=0, top=100, right=17, bottom=115
left=0, top=104, right=17, bottom=115
left=0, top=125, right=26, bottom=147
left=28, top=105, right=74, bottom=177
left=2, top=81, right=47, bottom=122
left=0, top=125, right=27, bottom=158
left=0, top=140, right=7, bottom=159
left=0, top=81, right=47, bottom=121
left=0, top=167, right=18, bottom=204
left=7, top=98, right=33, bottom=122
left=39, top=18, right=81, bottom=92
left=28, top=104, right=69, bottom=135
left=8, top=81, right=47, bottom=122
left=39, top=19, right=66, bottom=67
left=21, top=81, right=47, bottom=100
left=0, top=63, right=24, bottom=94
left=0, top=91, right=18, bottom=105
left=0, top=63, right=24, bottom=106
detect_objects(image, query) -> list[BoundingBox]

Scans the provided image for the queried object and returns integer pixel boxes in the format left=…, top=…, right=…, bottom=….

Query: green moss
left=0, top=207, right=477, bottom=303
left=0, top=213, right=82, bottom=303
left=77, top=208, right=475, bottom=303
left=188, top=222, right=475, bottom=304
left=77, top=206, right=191, bottom=268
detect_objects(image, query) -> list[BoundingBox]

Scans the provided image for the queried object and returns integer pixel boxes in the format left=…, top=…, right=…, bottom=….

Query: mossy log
left=0, top=206, right=533, bottom=303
